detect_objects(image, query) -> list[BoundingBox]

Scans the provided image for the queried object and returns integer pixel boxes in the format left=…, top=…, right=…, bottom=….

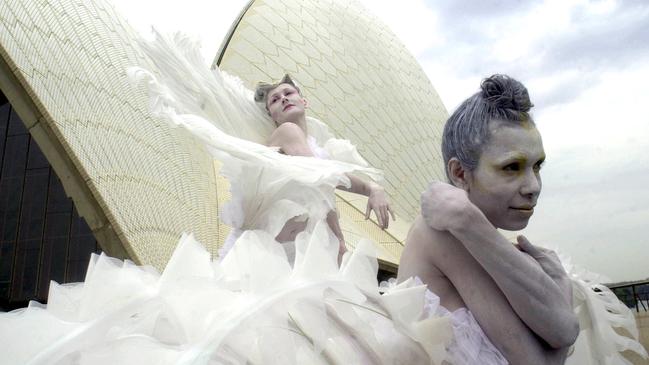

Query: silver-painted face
left=466, top=122, right=545, bottom=231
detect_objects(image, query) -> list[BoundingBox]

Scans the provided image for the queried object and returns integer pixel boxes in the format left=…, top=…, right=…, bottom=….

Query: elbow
left=548, top=314, right=580, bottom=349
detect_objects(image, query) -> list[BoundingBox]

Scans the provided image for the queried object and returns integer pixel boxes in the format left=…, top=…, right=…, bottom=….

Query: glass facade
left=0, top=93, right=99, bottom=311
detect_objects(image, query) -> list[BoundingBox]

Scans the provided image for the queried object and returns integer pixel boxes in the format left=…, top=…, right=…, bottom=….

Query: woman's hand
left=516, top=235, right=574, bottom=306
left=366, top=184, right=395, bottom=229
left=340, top=174, right=395, bottom=229
left=421, top=181, right=475, bottom=231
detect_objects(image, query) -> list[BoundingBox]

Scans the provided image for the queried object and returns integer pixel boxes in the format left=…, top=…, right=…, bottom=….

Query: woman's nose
left=521, top=171, right=541, bottom=197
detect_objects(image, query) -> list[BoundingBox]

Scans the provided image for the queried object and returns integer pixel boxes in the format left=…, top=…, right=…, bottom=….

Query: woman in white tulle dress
left=399, top=74, right=648, bottom=365
left=217, top=74, right=395, bottom=263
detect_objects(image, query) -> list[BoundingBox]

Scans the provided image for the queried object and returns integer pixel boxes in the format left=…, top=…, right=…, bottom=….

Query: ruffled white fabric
left=128, top=31, right=380, bottom=262
left=128, top=31, right=371, bottom=172
left=126, top=71, right=379, bottom=234
left=307, top=135, right=330, bottom=159
left=561, top=257, right=648, bottom=365
left=400, top=259, right=649, bottom=365
left=445, top=308, right=508, bottom=365
left=381, top=278, right=508, bottom=365
left=218, top=134, right=331, bottom=261
left=0, top=223, right=453, bottom=365
left=127, top=31, right=371, bottom=172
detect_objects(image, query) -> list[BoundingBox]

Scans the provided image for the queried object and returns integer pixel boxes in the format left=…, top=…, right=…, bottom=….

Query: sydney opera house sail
left=0, top=0, right=446, bottom=308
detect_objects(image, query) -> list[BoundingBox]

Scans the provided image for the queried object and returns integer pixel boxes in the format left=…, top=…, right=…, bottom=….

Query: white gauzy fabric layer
left=0, top=223, right=454, bottom=365
left=381, top=278, right=508, bottom=365
left=128, top=66, right=381, bottom=234
left=128, top=31, right=380, bottom=258
left=412, top=258, right=649, bottom=365
left=430, top=260, right=649, bottom=365
left=562, top=258, right=648, bottom=365
left=218, top=134, right=331, bottom=261
left=129, top=31, right=370, bottom=168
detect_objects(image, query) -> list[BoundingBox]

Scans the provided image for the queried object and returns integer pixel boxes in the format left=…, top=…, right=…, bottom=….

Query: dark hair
left=254, top=74, right=301, bottom=108
left=441, top=74, right=534, bottom=180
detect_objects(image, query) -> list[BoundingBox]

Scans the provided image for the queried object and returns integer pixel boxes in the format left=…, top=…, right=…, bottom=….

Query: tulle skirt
left=1, top=222, right=455, bottom=365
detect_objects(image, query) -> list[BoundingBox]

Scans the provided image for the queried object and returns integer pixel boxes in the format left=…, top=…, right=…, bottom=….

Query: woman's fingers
left=366, top=200, right=378, bottom=225
left=517, top=235, right=567, bottom=279
left=380, top=206, right=389, bottom=228
left=516, top=235, right=541, bottom=258
left=366, top=200, right=395, bottom=229
left=367, top=203, right=383, bottom=227
left=388, top=205, right=396, bottom=221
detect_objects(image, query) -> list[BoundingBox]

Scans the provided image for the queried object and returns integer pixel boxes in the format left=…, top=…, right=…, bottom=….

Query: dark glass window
left=0, top=101, right=9, bottom=164
left=7, top=107, right=27, bottom=136
left=11, top=166, right=49, bottom=301
left=38, top=174, right=73, bottom=298
left=66, top=208, right=98, bottom=283
left=26, top=138, right=49, bottom=170
left=0, top=98, right=99, bottom=310
left=0, top=134, right=28, bottom=303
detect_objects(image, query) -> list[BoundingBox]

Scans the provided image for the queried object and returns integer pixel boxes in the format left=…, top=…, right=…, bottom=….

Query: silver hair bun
left=480, top=74, right=533, bottom=112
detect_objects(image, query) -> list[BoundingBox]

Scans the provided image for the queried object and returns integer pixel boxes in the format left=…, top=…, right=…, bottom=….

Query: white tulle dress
left=1, top=31, right=646, bottom=365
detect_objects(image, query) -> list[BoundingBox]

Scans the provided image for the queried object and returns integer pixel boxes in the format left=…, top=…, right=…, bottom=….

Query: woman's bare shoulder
left=268, top=122, right=304, bottom=143
left=399, top=215, right=458, bottom=280
left=405, top=216, right=460, bottom=256
left=268, top=123, right=312, bottom=156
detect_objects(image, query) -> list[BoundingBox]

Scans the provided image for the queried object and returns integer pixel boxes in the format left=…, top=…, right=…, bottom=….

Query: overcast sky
left=112, top=0, right=649, bottom=283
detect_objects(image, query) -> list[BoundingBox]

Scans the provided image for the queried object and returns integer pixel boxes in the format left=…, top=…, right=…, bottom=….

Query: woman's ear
left=302, top=97, right=308, bottom=109
left=448, top=158, right=470, bottom=191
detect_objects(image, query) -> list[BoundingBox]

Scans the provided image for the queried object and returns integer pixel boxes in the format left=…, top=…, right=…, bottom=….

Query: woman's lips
left=510, top=206, right=535, bottom=216
left=283, top=104, right=294, bottom=111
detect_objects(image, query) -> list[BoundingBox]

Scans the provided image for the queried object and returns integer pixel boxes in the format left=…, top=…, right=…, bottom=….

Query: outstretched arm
left=421, top=182, right=578, bottom=349
left=337, top=174, right=395, bottom=229
left=269, top=122, right=395, bottom=229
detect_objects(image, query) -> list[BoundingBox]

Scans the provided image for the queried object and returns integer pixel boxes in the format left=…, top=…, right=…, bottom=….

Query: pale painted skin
left=264, top=83, right=395, bottom=257
left=399, top=121, right=579, bottom=364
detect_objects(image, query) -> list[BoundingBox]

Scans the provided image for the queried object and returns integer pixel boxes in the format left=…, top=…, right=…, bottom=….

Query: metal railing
left=609, top=281, right=649, bottom=312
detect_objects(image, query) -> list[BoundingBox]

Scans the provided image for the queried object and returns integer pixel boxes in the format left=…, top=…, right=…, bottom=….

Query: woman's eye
left=533, top=161, right=545, bottom=172
left=503, top=163, right=520, bottom=172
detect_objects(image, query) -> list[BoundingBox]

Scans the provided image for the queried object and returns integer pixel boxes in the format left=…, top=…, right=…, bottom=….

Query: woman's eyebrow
left=497, top=153, right=546, bottom=165
left=497, top=152, right=527, bottom=163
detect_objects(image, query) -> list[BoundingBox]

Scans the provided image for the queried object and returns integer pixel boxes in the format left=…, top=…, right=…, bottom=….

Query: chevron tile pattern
left=0, top=0, right=446, bottom=270
left=0, top=0, right=223, bottom=269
